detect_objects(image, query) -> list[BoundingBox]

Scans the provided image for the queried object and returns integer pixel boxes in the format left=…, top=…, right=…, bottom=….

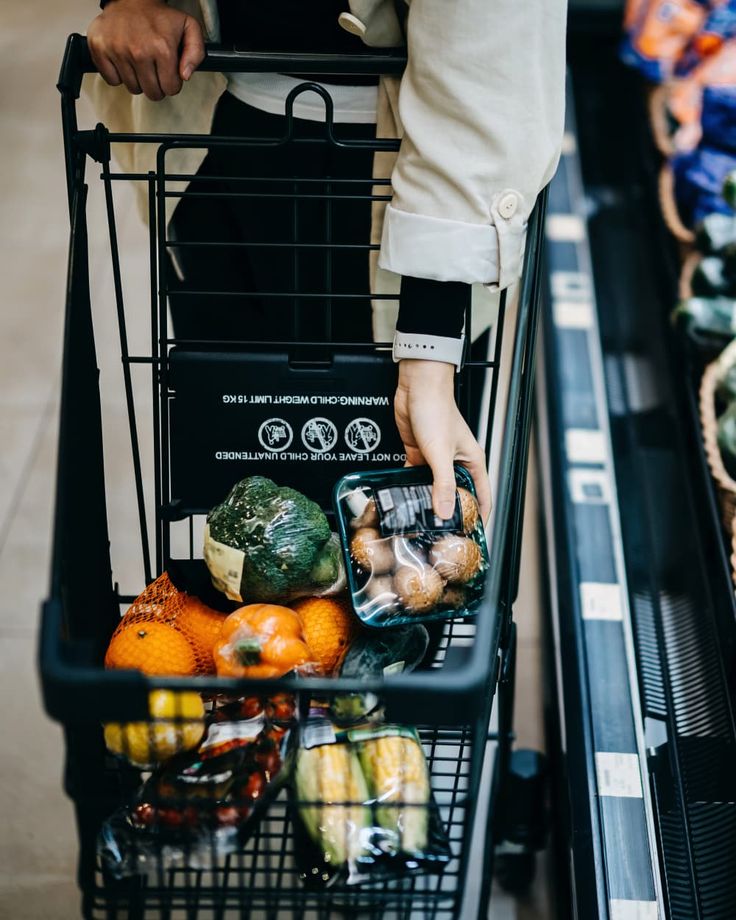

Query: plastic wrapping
left=292, top=714, right=451, bottom=887
left=718, top=399, right=736, bottom=476
left=691, top=255, right=736, bottom=295
left=673, top=144, right=736, bottom=226
left=334, top=466, right=488, bottom=628
left=213, top=604, right=316, bottom=679
left=667, top=40, right=736, bottom=151
left=204, top=476, right=345, bottom=604
left=620, top=0, right=709, bottom=83
left=99, top=697, right=294, bottom=879
left=672, top=294, right=736, bottom=351
left=677, top=0, right=736, bottom=73
left=331, top=624, right=430, bottom=724
left=714, top=337, right=736, bottom=404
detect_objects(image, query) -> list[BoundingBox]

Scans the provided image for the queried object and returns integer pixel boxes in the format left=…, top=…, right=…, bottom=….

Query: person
left=86, top=0, right=567, bottom=522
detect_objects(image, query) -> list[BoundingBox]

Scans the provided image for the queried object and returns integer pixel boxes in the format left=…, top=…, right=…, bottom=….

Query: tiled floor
left=0, top=6, right=550, bottom=918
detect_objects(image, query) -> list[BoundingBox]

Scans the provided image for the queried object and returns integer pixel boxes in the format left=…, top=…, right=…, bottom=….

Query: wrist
left=397, top=359, right=455, bottom=391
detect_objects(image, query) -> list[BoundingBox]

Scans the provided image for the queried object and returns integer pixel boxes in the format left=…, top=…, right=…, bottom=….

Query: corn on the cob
left=295, top=744, right=370, bottom=867
left=357, top=732, right=430, bottom=854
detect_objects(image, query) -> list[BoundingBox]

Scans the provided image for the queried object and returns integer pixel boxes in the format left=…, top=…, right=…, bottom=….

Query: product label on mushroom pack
left=374, top=485, right=463, bottom=536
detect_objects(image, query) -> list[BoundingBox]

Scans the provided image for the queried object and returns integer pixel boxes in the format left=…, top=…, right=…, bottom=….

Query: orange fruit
left=291, top=596, right=360, bottom=676
left=174, top=597, right=227, bottom=674
left=104, top=621, right=197, bottom=677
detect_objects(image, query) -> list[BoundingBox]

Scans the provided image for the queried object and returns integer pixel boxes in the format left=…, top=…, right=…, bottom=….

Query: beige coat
left=85, top=0, right=567, bottom=340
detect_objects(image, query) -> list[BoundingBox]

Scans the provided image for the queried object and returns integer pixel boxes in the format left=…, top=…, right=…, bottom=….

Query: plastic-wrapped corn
left=294, top=742, right=369, bottom=867
left=357, top=728, right=430, bottom=855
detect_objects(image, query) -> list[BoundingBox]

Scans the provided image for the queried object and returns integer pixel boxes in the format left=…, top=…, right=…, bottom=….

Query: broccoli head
left=205, top=476, right=333, bottom=602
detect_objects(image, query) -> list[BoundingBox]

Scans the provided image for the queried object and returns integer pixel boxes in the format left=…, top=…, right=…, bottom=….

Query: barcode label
left=302, top=717, right=337, bottom=750
left=375, top=484, right=461, bottom=535
left=383, top=660, right=405, bottom=676
left=201, top=716, right=264, bottom=751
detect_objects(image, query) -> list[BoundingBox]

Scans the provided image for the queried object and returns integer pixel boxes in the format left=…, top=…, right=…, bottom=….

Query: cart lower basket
left=40, top=35, right=547, bottom=919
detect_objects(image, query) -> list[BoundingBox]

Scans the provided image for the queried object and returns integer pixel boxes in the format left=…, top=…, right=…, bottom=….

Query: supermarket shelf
left=540, top=37, right=736, bottom=920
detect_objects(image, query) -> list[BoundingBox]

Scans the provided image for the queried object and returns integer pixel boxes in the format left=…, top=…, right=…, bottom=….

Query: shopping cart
left=40, top=34, right=548, bottom=919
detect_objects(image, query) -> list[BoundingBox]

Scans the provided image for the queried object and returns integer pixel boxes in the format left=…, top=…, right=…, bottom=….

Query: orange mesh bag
left=105, top=573, right=227, bottom=676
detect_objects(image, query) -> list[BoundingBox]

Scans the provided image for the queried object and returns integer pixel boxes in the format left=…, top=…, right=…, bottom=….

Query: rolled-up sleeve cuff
left=378, top=201, right=526, bottom=291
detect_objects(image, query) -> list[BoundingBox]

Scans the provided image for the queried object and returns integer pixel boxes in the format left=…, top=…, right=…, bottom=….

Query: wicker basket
left=648, top=84, right=676, bottom=158
left=700, top=360, right=736, bottom=530
left=659, top=162, right=696, bottom=248
left=679, top=249, right=701, bottom=300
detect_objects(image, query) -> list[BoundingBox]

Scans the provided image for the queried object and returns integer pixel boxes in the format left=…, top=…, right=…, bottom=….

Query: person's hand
left=394, top=359, right=491, bottom=524
left=87, top=0, right=205, bottom=101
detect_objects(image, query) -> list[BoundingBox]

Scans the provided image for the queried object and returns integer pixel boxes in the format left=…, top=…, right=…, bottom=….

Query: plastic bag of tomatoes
left=98, top=694, right=296, bottom=878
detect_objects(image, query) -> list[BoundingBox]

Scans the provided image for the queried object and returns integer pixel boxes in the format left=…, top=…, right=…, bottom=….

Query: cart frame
left=40, top=34, right=547, bottom=919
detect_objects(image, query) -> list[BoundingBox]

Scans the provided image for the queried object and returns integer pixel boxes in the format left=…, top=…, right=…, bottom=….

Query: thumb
left=180, top=17, right=205, bottom=81
left=425, top=452, right=457, bottom=521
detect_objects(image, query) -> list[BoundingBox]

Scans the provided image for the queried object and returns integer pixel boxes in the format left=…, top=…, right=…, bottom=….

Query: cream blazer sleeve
left=378, top=0, right=568, bottom=291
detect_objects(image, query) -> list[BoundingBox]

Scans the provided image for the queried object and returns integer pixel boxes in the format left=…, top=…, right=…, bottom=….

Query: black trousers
left=168, top=91, right=375, bottom=344
left=167, top=90, right=490, bottom=425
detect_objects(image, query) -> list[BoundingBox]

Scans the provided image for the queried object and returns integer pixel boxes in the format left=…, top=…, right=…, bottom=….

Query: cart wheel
left=494, top=849, right=536, bottom=895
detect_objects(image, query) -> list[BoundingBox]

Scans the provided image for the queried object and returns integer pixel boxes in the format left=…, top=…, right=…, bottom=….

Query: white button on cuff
left=338, top=12, right=367, bottom=37
left=498, top=192, right=519, bottom=220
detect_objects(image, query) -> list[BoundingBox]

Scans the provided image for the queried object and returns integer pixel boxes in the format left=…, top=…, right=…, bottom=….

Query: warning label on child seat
left=168, top=349, right=405, bottom=510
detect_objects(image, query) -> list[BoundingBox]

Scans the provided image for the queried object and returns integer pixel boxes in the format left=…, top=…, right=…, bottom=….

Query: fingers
left=179, top=16, right=205, bottom=81
left=421, top=442, right=459, bottom=521
left=155, top=46, right=183, bottom=96
left=115, top=58, right=143, bottom=95
left=133, top=57, right=165, bottom=101
left=463, top=447, right=492, bottom=524
left=95, top=54, right=123, bottom=87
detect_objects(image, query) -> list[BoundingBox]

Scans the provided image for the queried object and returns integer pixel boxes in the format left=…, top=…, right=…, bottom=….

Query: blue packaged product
left=700, top=84, right=736, bottom=152
left=620, top=0, right=710, bottom=83
left=677, top=0, right=736, bottom=74
left=673, top=144, right=736, bottom=225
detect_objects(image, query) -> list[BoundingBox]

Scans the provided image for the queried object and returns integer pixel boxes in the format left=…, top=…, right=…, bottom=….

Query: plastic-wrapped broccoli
left=204, top=477, right=344, bottom=604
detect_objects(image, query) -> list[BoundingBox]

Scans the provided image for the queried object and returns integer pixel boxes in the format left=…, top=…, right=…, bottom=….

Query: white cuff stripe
left=392, top=331, right=465, bottom=371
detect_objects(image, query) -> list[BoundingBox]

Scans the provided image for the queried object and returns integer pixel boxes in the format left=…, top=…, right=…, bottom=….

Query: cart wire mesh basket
left=40, top=35, right=547, bottom=920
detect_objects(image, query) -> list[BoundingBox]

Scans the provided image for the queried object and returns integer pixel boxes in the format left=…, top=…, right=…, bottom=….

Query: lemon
left=104, top=690, right=205, bottom=768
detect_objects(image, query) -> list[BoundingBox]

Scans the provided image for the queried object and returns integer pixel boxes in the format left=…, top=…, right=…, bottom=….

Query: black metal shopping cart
left=40, top=34, right=548, bottom=919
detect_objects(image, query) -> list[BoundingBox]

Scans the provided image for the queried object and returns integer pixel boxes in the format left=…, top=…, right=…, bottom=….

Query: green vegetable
left=205, top=476, right=333, bottom=603
left=671, top=296, right=736, bottom=352
left=723, top=169, right=736, bottom=211
left=691, top=257, right=736, bottom=298
left=718, top=402, right=736, bottom=479
left=308, top=534, right=343, bottom=588
left=695, top=212, right=736, bottom=254
left=331, top=625, right=430, bottom=723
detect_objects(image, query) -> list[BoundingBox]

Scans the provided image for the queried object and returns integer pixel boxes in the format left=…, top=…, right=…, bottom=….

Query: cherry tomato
left=242, top=771, right=266, bottom=801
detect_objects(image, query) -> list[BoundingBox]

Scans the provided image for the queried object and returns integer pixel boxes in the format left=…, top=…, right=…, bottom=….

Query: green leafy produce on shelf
left=724, top=169, right=736, bottom=211
left=695, top=212, right=736, bottom=254
left=692, top=257, right=736, bottom=298
left=715, top=339, right=736, bottom=406
left=204, top=476, right=341, bottom=603
left=294, top=741, right=370, bottom=867
left=717, top=401, right=736, bottom=480
left=671, top=296, right=736, bottom=352
left=356, top=726, right=430, bottom=856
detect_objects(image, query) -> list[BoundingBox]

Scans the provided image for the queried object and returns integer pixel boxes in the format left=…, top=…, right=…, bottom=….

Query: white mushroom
left=429, top=535, right=483, bottom=584
left=350, top=496, right=379, bottom=530
left=356, top=574, right=400, bottom=616
left=394, top=564, right=444, bottom=614
left=350, top=527, right=395, bottom=575
left=457, top=488, right=480, bottom=533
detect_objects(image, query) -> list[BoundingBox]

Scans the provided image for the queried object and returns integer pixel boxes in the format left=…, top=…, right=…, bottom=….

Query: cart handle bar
left=58, top=33, right=406, bottom=100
